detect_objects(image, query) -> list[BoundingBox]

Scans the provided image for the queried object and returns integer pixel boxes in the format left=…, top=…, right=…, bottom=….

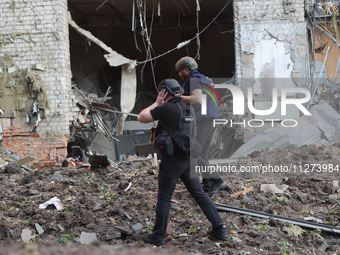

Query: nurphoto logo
left=201, top=84, right=312, bottom=128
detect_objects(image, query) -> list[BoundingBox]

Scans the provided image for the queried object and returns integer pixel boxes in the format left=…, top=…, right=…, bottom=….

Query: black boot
left=142, top=234, right=165, bottom=247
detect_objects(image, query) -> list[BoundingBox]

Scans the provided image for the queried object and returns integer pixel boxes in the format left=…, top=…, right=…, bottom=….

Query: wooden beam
left=230, top=186, right=254, bottom=198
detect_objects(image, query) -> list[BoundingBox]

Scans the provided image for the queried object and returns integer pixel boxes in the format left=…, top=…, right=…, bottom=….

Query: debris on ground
left=0, top=144, right=339, bottom=254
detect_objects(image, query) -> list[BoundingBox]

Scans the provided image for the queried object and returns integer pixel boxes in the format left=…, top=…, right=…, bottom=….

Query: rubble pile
left=0, top=144, right=339, bottom=254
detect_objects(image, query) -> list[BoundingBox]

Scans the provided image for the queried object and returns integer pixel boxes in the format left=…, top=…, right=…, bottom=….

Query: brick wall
left=0, top=0, right=74, bottom=166
left=0, top=118, right=69, bottom=167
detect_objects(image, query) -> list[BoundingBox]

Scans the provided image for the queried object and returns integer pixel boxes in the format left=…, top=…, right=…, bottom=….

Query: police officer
left=138, top=79, right=228, bottom=247
left=175, top=56, right=226, bottom=196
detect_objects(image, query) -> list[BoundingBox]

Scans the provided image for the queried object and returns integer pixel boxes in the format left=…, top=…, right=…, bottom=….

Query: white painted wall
left=253, top=38, right=295, bottom=94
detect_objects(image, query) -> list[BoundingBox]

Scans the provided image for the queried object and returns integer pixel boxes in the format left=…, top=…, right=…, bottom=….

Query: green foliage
left=278, top=240, right=292, bottom=248
left=299, top=210, right=314, bottom=216
left=275, top=196, right=287, bottom=203
left=61, top=206, right=71, bottom=212
left=325, top=195, right=339, bottom=205
left=30, top=234, right=37, bottom=242
left=306, top=228, right=323, bottom=237
left=280, top=251, right=296, bottom=255
left=59, top=232, right=76, bottom=244
left=99, top=187, right=106, bottom=194
left=329, top=210, right=340, bottom=215
left=184, top=211, right=198, bottom=219
left=106, top=195, right=118, bottom=201
left=245, top=178, right=258, bottom=183
left=128, top=190, right=140, bottom=196
left=21, top=197, right=29, bottom=204
left=184, top=226, right=198, bottom=235
left=83, top=173, right=95, bottom=182
left=9, top=1, right=15, bottom=10
left=253, top=225, right=268, bottom=231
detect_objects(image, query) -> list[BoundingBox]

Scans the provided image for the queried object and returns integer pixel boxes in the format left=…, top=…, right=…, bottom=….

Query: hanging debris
left=67, top=12, right=137, bottom=134
left=71, top=86, right=119, bottom=142
left=307, top=1, right=340, bottom=110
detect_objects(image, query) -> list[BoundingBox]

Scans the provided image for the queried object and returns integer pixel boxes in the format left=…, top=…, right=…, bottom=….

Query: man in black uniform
left=138, top=79, right=228, bottom=247
left=175, top=56, right=226, bottom=196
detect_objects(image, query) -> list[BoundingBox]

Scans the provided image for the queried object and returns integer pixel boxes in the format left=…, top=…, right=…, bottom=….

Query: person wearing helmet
left=138, top=78, right=228, bottom=247
left=175, top=56, right=226, bottom=197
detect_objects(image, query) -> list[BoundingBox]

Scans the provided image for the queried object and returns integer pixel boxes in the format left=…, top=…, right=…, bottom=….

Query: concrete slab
left=79, top=232, right=97, bottom=244
left=35, top=223, right=44, bottom=235
left=21, top=229, right=31, bottom=242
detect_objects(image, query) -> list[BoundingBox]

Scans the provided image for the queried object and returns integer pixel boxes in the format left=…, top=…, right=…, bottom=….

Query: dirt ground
left=0, top=143, right=339, bottom=255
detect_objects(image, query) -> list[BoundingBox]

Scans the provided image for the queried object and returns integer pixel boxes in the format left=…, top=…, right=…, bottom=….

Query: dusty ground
left=0, top=143, right=339, bottom=255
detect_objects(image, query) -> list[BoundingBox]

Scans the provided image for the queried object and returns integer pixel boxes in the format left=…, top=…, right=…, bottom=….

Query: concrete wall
left=0, top=0, right=73, bottom=166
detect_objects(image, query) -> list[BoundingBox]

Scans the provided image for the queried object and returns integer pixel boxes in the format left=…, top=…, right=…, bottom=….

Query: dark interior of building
left=68, top=0, right=235, bottom=114
left=67, top=0, right=237, bottom=160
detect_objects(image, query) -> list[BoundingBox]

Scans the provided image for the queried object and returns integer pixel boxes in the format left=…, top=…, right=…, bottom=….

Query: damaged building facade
left=0, top=0, right=339, bottom=166
left=231, top=0, right=340, bottom=156
left=0, top=1, right=73, bottom=166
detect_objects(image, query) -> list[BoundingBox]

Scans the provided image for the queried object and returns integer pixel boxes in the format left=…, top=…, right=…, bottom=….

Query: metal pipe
left=215, top=203, right=340, bottom=234
left=308, top=45, right=331, bottom=109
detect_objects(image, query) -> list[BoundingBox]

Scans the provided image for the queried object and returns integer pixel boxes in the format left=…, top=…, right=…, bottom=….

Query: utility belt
left=150, top=125, right=201, bottom=158
left=163, top=126, right=201, bottom=158
left=151, top=127, right=174, bottom=157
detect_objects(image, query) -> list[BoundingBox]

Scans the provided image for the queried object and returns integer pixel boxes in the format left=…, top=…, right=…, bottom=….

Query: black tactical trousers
left=196, top=119, right=223, bottom=182
left=152, top=153, right=223, bottom=239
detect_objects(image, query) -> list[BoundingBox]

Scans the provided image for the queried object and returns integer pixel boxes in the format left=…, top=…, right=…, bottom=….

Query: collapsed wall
left=234, top=0, right=309, bottom=82
left=232, top=0, right=310, bottom=141
left=0, top=0, right=73, bottom=167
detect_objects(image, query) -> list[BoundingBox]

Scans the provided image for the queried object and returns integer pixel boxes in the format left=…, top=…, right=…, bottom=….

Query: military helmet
left=158, top=79, right=181, bottom=97
left=175, top=56, right=198, bottom=71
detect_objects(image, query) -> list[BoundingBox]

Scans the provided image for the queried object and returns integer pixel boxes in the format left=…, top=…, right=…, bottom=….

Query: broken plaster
left=239, top=22, right=308, bottom=85
left=0, top=55, right=50, bottom=118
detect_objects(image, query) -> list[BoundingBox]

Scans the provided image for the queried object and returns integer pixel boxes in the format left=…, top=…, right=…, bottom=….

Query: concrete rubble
left=79, top=232, right=98, bottom=245
left=0, top=1, right=340, bottom=254
left=35, top=223, right=44, bottom=235
left=21, top=229, right=32, bottom=243
left=0, top=146, right=339, bottom=253
left=231, top=101, right=340, bottom=158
